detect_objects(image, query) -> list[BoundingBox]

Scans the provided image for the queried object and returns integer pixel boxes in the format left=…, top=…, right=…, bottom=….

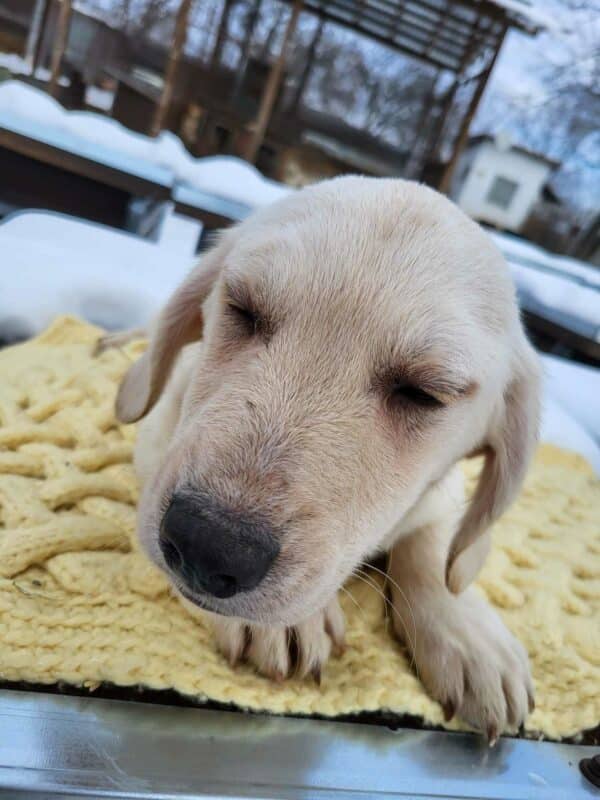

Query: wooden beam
left=24, top=0, right=48, bottom=73
left=48, top=0, right=72, bottom=98
left=427, top=14, right=483, bottom=160
left=150, top=0, right=194, bottom=137
left=242, top=0, right=303, bottom=163
left=438, top=25, right=508, bottom=194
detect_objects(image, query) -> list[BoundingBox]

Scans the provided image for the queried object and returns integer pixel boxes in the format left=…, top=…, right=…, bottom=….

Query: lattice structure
left=0, top=317, right=598, bottom=740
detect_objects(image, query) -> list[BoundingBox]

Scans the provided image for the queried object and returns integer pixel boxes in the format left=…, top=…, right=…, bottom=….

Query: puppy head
left=117, top=177, right=540, bottom=625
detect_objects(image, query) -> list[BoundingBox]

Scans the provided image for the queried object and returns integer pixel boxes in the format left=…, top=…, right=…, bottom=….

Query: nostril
left=204, top=573, right=239, bottom=599
left=159, top=536, right=184, bottom=572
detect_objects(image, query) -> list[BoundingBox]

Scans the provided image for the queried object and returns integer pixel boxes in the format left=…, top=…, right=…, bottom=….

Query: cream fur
left=112, top=177, right=541, bottom=740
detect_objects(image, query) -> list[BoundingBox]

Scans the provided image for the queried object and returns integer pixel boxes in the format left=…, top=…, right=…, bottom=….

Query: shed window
left=486, top=176, right=519, bottom=209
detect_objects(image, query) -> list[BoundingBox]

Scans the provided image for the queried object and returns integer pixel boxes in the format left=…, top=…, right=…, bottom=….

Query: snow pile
left=0, top=212, right=195, bottom=337
left=491, top=230, right=600, bottom=288
left=540, top=354, right=600, bottom=472
left=0, top=79, right=290, bottom=208
left=492, top=230, right=600, bottom=337
left=510, top=262, right=599, bottom=333
left=0, top=53, right=69, bottom=86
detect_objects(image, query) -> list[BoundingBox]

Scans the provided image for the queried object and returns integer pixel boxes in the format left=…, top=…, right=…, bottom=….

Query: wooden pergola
left=243, top=0, right=539, bottom=181
left=38, top=0, right=542, bottom=190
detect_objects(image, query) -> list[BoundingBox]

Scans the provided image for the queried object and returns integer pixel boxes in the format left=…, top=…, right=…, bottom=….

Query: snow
left=0, top=211, right=195, bottom=335
left=0, top=53, right=70, bottom=86
left=491, top=230, right=600, bottom=288
left=492, top=230, right=600, bottom=341
left=541, top=397, right=600, bottom=474
left=157, top=210, right=202, bottom=258
left=0, top=81, right=597, bottom=470
left=84, top=85, right=114, bottom=112
left=541, top=354, right=600, bottom=452
left=489, top=0, right=564, bottom=32
left=1, top=210, right=599, bottom=474
left=510, top=263, right=600, bottom=336
left=0, top=80, right=291, bottom=208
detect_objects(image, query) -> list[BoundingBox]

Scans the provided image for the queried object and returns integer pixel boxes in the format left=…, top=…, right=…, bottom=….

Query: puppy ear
left=115, top=248, right=223, bottom=424
left=445, top=344, right=541, bottom=593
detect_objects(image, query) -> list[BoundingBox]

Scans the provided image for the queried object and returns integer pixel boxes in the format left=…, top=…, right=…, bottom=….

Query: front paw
left=398, top=591, right=534, bottom=742
left=211, top=596, right=345, bottom=683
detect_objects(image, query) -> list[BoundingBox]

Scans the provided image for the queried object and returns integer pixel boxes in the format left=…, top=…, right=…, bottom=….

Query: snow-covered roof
left=468, top=134, right=561, bottom=169
left=487, top=1, right=560, bottom=32
left=0, top=80, right=291, bottom=209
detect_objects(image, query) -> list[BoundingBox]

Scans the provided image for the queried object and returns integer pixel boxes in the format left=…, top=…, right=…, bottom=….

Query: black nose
left=159, top=494, right=280, bottom=599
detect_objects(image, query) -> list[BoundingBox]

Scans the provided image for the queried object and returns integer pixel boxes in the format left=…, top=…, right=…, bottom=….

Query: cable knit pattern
left=0, top=317, right=598, bottom=739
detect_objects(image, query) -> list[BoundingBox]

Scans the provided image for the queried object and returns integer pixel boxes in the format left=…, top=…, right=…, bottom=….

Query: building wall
left=455, top=141, right=551, bottom=232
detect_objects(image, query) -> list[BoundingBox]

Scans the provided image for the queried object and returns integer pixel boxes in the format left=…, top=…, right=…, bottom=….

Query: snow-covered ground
left=0, top=80, right=597, bottom=469
left=0, top=211, right=197, bottom=337
left=0, top=80, right=290, bottom=208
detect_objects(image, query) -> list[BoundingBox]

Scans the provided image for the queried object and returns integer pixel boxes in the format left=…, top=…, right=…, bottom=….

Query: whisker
left=340, top=584, right=366, bottom=621
left=352, top=565, right=419, bottom=680
left=365, top=562, right=419, bottom=662
left=353, top=568, right=412, bottom=648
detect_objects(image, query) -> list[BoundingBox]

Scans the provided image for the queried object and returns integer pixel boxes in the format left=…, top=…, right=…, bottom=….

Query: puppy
left=114, top=177, right=540, bottom=742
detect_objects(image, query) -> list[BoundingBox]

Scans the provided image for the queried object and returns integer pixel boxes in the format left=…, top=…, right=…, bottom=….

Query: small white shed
left=452, top=134, right=559, bottom=233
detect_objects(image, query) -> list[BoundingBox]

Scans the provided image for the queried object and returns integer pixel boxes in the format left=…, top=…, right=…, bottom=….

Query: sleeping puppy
left=114, top=177, right=540, bottom=742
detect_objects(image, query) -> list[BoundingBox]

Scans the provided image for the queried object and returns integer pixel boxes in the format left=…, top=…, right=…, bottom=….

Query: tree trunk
left=231, top=0, right=263, bottom=102
left=290, top=18, right=324, bottom=111
left=243, top=0, right=303, bottom=163
left=150, top=0, right=194, bottom=137
left=210, top=0, right=236, bottom=69
left=48, top=0, right=72, bottom=98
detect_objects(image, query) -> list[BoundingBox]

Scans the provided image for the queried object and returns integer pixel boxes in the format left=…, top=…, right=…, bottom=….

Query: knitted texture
left=0, top=317, right=598, bottom=740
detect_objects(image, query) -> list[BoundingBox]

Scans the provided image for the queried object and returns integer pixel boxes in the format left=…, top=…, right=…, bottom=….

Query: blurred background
left=0, top=2, right=598, bottom=390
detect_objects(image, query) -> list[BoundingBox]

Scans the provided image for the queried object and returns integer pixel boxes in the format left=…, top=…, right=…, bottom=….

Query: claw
left=528, top=692, right=535, bottom=713
left=442, top=699, right=455, bottom=722
left=487, top=724, right=499, bottom=747
left=311, top=665, right=322, bottom=686
left=331, top=641, right=346, bottom=658
left=228, top=652, right=240, bottom=668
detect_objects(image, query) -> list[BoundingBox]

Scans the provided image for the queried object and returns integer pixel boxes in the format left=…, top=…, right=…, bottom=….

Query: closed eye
left=227, top=302, right=263, bottom=337
left=389, top=381, right=445, bottom=409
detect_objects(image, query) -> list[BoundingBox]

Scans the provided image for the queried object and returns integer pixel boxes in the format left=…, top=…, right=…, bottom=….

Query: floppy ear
left=445, top=344, right=541, bottom=594
left=115, top=248, right=223, bottom=424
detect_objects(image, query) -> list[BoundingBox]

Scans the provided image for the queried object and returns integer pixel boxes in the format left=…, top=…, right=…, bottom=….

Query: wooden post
left=438, top=25, right=507, bottom=195
left=24, top=0, right=48, bottom=73
left=290, top=17, right=324, bottom=111
left=150, top=0, right=193, bottom=137
left=48, top=0, right=72, bottom=98
left=242, top=0, right=302, bottom=163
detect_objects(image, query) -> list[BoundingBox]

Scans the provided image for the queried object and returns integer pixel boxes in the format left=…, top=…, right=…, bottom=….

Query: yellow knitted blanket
left=0, top=317, right=598, bottom=741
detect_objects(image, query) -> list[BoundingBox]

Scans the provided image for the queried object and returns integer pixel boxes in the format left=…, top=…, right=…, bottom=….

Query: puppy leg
left=202, top=598, right=345, bottom=683
left=388, top=518, right=534, bottom=742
